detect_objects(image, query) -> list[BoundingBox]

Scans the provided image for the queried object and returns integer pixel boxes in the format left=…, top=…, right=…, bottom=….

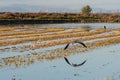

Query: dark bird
left=64, top=41, right=87, bottom=50
left=64, top=57, right=87, bottom=67
left=104, top=26, right=106, bottom=29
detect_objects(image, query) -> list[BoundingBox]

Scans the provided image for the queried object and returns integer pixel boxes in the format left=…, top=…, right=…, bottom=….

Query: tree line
left=0, top=5, right=119, bottom=23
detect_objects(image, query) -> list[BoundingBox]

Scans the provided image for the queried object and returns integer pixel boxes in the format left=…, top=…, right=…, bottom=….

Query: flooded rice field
left=30, top=23, right=120, bottom=28
left=0, top=23, right=120, bottom=80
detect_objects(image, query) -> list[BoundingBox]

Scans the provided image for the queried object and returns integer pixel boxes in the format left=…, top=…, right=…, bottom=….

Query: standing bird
left=64, top=41, right=87, bottom=50
left=104, top=26, right=106, bottom=29
left=64, top=57, right=87, bottom=67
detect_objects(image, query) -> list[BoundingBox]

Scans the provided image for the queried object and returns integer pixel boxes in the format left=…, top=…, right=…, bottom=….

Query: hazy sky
left=0, top=0, right=120, bottom=10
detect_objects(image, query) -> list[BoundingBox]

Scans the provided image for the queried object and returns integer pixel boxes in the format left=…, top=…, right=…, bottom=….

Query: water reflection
left=0, top=44, right=120, bottom=80
left=0, top=23, right=120, bottom=80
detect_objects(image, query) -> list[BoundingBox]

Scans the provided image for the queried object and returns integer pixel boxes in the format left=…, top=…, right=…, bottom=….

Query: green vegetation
left=81, top=5, right=92, bottom=15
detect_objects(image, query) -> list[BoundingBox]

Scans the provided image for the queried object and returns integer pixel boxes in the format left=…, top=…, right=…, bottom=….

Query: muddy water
left=0, top=43, right=120, bottom=80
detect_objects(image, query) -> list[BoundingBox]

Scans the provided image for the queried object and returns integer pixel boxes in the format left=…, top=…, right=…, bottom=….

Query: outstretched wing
left=74, top=60, right=87, bottom=67
left=76, top=41, right=87, bottom=48
left=64, top=43, right=70, bottom=50
left=64, top=57, right=71, bottom=65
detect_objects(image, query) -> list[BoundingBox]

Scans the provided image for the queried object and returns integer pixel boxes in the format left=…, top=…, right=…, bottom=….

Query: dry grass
left=0, top=26, right=120, bottom=67
left=0, top=28, right=111, bottom=46
left=0, top=36, right=120, bottom=67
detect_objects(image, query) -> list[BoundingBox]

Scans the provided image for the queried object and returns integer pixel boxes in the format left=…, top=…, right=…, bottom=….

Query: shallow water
left=29, top=23, right=120, bottom=28
left=0, top=43, right=120, bottom=80
left=2, top=23, right=120, bottom=28
left=0, top=36, right=117, bottom=59
left=0, top=23, right=120, bottom=80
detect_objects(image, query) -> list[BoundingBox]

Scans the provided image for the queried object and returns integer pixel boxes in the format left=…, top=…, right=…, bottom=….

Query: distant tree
left=81, top=5, right=92, bottom=15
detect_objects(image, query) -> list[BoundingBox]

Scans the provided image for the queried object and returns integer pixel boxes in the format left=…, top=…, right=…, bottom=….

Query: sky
left=0, top=0, right=120, bottom=10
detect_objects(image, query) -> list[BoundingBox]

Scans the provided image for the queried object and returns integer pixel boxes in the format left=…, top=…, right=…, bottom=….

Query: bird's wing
left=64, top=43, right=70, bottom=50
left=74, top=60, right=87, bottom=67
left=64, top=57, right=71, bottom=65
left=76, top=41, right=87, bottom=48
